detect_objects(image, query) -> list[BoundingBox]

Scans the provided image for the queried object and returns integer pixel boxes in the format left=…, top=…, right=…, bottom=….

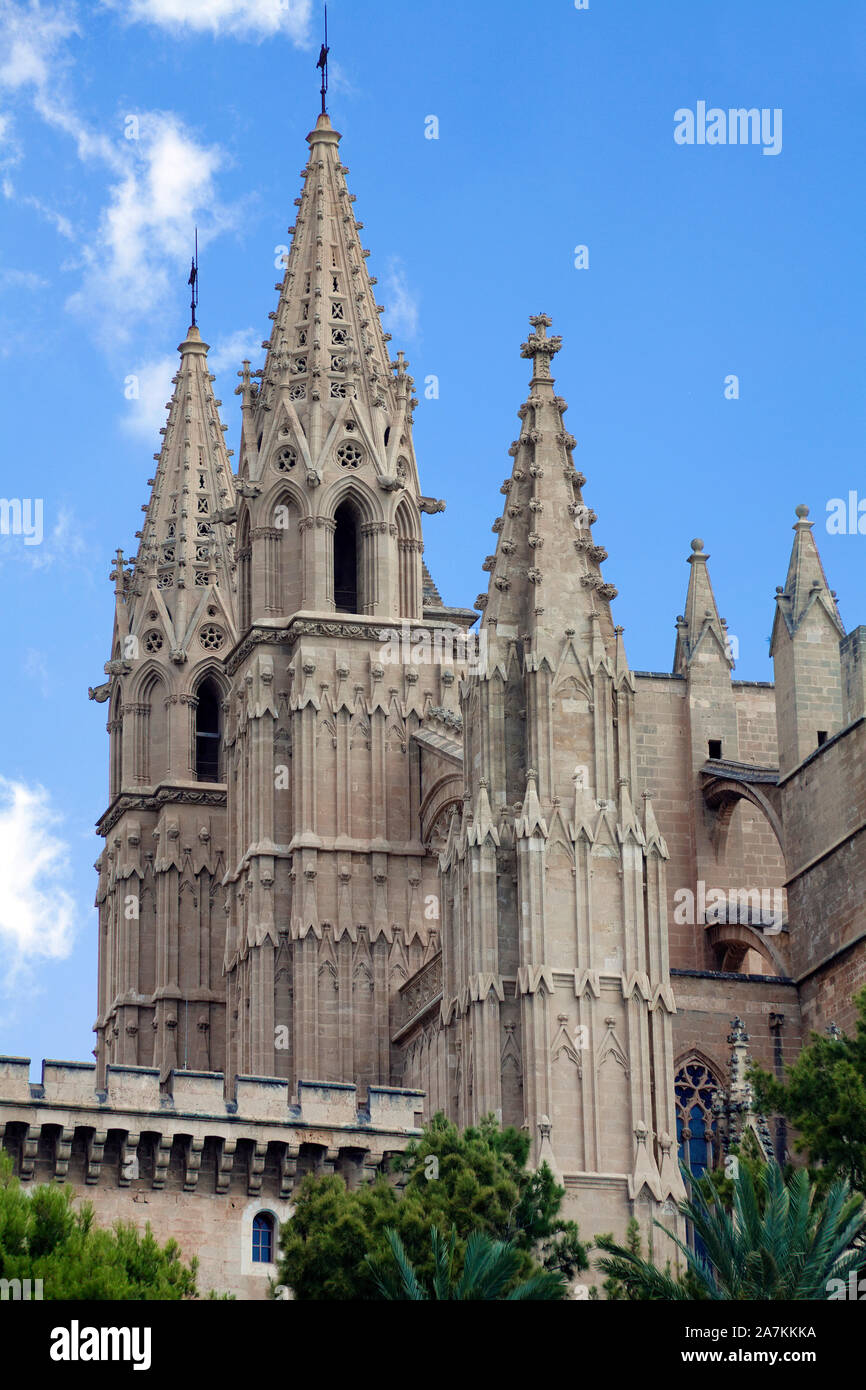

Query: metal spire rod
left=317, top=4, right=329, bottom=115
left=188, top=227, right=199, bottom=327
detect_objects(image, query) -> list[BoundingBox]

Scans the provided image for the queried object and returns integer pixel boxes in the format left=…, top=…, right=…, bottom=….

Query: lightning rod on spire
left=188, top=227, right=199, bottom=327
left=317, top=4, right=330, bottom=115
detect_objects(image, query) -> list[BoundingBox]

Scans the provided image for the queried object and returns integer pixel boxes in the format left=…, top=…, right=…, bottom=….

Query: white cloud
left=3, top=177, right=75, bottom=238
left=0, top=0, right=78, bottom=93
left=0, top=108, right=22, bottom=168
left=119, top=352, right=176, bottom=440
left=26, top=504, right=89, bottom=569
left=0, top=777, right=77, bottom=991
left=382, top=256, right=419, bottom=341
left=0, top=1, right=116, bottom=165
left=328, top=61, right=358, bottom=100
left=66, top=112, right=241, bottom=347
left=103, top=0, right=312, bottom=42
left=0, top=5, right=241, bottom=344
left=208, top=325, right=262, bottom=377
left=0, top=266, right=49, bottom=290
left=0, top=503, right=91, bottom=572
left=121, top=328, right=263, bottom=440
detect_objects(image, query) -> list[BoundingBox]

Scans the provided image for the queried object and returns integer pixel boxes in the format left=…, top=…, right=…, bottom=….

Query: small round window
left=276, top=447, right=297, bottom=472
left=336, top=441, right=363, bottom=469
left=199, top=625, right=225, bottom=651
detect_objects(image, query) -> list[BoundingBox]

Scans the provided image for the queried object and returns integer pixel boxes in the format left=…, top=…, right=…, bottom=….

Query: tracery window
left=675, top=1060, right=722, bottom=1180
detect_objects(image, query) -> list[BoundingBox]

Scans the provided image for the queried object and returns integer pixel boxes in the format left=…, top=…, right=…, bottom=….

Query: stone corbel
left=183, top=1137, right=205, bottom=1192
left=248, top=1141, right=268, bottom=1196
left=119, top=1132, right=140, bottom=1186
left=279, top=1146, right=298, bottom=1199
left=19, top=1126, right=39, bottom=1182
left=216, top=1138, right=237, bottom=1194
left=54, top=1126, right=75, bottom=1183
left=320, top=1147, right=341, bottom=1177
left=152, top=1133, right=173, bottom=1190
left=85, top=1129, right=108, bottom=1185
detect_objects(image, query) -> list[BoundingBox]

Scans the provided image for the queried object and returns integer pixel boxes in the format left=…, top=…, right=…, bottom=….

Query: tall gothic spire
left=130, top=322, right=237, bottom=650
left=236, top=112, right=421, bottom=499
left=478, top=315, right=618, bottom=661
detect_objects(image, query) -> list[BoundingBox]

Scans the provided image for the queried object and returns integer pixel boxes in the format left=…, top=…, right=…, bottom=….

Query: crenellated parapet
left=0, top=1058, right=423, bottom=1194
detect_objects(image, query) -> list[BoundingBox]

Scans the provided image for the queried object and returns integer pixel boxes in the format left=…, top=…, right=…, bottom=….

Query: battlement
left=0, top=1057, right=425, bottom=1199
left=0, top=1057, right=424, bottom=1132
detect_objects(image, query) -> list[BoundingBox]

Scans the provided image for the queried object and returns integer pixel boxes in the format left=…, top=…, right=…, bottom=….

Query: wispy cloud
left=328, top=61, right=358, bottom=101
left=3, top=176, right=75, bottom=238
left=0, top=503, right=91, bottom=572
left=0, top=0, right=117, bottom=165
left=382, top=256, right=420, bottom=341
left=208, top=325, right=263, bottom=378
left=67, top=111, right=241, bottom=348
left=0, top=3, right=243, bottom=348
left=26, top=504, right=89, bottom=570
left=119, top=351, right=176, bottom=440
left=0, top=776, right=77, bottom=993
left=120, top=328, right=263, bottom=440
left=102, top=0, right=312, bottom=42
left=23, top=648, right=51, bottom=697
left=0, top=265, right=49, bottom=290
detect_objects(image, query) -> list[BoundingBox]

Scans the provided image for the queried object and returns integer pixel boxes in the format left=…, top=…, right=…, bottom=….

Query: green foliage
left=0, top=1150, right=200, bottom=1300
left=597, top=1160, right=866, bottom=1300
left=751, top=988, right=866, bottom=1195
left=368, top=1225, right=568, bottom=1300
left=277, top=1111, right=589, bottom=1299
left=276, top=1173, right=402, bottom=1300
left=596, top=1216, right=702, bottom=1301
left=696, top=1129, right=771, bottom=1210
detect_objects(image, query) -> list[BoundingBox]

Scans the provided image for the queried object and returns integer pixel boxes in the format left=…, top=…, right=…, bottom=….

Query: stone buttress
left=401, top=316, right=685, bottom=1240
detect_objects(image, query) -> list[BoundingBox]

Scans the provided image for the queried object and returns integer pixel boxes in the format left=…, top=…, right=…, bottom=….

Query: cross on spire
left=110, top=548, right=127, bottom=597
left=520, top=313, right=563, bottom=381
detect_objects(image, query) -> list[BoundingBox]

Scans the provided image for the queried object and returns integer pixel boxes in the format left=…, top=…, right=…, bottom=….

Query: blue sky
left=0, top=0, right=864, bottom=1069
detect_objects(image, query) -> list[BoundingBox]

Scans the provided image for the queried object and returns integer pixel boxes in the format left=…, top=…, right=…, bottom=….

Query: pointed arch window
left=195, top=679, right=222, bottom=782
left=675, top=1060, right=722, bottom=1181
left=252, top=1212, right=275, bottom=1264
left=333, top=500, right=360, bottom=613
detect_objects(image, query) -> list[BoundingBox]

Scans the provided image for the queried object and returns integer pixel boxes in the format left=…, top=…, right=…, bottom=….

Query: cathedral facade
left=1, top=104, right=864, bottom=1296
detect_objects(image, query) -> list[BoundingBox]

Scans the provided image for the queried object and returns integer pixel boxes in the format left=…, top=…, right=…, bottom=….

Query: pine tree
left=0, top=1151, right=202, bottom=1299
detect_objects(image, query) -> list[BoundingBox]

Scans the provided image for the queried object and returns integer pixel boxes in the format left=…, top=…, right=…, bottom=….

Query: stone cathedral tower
left=93, top=321, right=238, bottom=1083
left=221, top=111, right=472, bottom=1087
left=79, top=100, right=866, bottom=1268
left=92, top=110, right=473, bottom=1098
